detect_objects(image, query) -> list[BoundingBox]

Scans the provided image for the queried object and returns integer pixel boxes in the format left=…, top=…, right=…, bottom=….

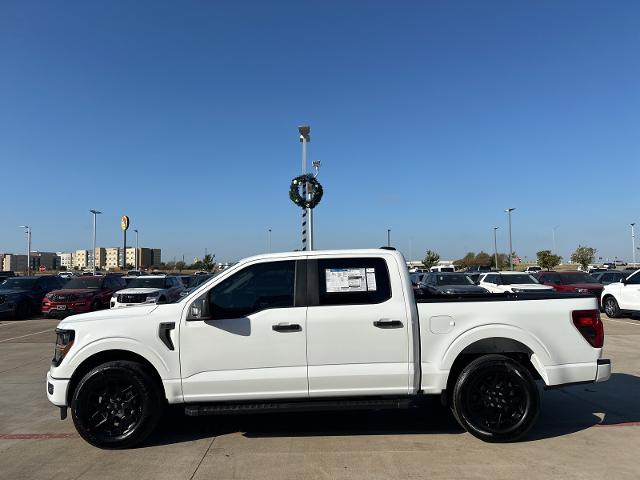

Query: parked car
left=42, top=275, right=127, bottom=318
left=47, top=248, right=609, bottom=448
left=523, top=266, right=542, bottom=274
left=478, top=272, right=554, bottom=293
left=588, top=267, right=608, bottom=275
left=429, top=265, right=455, bottom=272
left=126, top=270, right=146, bottom=277
left=419, top=272, right=488, bottom=295
left=0, top=276, right=66, bottom=319
left=601, top=269, right=640, bottom=318
left=409, top=272, right=428, bottom=288
left=535, top=271, right=604, bottom=304
left=110, top=275, right=185, bottom=308
left=465, top=265, right=492, bottom=273
left=591, top=270, right=629, bottom=285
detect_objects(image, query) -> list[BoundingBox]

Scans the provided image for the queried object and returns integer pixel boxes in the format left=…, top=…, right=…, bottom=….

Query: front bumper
left=595, top=358, right=611, bottom=382
left=46, top=371, right=70, bottom=407
left=42, top=301, right=91, bottom=317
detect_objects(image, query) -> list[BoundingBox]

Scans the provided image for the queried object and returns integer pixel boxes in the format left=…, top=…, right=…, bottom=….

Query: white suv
left=110, top=275, right=184, bottom=308
left=479, top=271, right=554, bottom=293
left=601, top=269, right=640, bottom=318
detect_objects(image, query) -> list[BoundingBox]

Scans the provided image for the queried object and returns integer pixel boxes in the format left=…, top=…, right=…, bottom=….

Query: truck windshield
left=560, top=273, right=598, bottom=284
left=127, top=278, right=166, bottom=289
left=436, top=274, right=473, bottom=286
left=500, top=274, right=539, bottom=285
left=63, top=277, right=103, bottom=289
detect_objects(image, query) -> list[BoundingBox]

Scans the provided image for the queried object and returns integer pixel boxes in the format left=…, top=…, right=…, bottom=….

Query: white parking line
left=0, top=329, right=54, bottom=343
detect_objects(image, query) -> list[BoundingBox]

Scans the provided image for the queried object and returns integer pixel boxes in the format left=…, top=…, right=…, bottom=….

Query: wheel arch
left=66, top=349, right=166, bottom=406
left=441, top=327, right=553, bottom=403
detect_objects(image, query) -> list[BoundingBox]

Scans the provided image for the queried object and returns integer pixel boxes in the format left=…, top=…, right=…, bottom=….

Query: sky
left=1, top=0, right=639, bottom=264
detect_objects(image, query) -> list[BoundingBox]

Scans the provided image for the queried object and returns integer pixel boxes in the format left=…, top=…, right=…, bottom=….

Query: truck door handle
left=272, top=323, right=302, bottom=332
left=373, top=319, right=403, bottom=329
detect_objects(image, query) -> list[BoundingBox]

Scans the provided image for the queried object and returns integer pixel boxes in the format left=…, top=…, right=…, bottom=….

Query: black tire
left=90, top=299, right=101, bottom=311
left=452, top=354, right=539, bottom=443
left=71, top=360, right=164, bottom=449
left=603, top=296, right=621, bottom=318
left=15, top=300, right=31, bottom=320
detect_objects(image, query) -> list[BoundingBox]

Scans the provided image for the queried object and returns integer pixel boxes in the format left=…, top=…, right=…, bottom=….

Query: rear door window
left=316, top=257, right=391, bottom=306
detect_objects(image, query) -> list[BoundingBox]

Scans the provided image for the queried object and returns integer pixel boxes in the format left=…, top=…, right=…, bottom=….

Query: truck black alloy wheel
left=452, top=354, right=539, bottom=442
left=71, top=361, right=163, bottom=449
left=604, top=297, right=620, bottom=318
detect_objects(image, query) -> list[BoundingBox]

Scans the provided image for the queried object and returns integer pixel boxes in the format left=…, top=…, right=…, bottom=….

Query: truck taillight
left=572, top=310, right=604, bottom=348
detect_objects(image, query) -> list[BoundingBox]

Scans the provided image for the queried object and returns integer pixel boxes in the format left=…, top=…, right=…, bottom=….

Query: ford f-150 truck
left=46, top=249, right=611, bottom=448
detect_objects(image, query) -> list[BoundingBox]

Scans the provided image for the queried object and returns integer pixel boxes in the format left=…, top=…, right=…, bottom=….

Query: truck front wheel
left=451, top=354, right=539, bottom=442
left=71, top=360, right=163, bottom=449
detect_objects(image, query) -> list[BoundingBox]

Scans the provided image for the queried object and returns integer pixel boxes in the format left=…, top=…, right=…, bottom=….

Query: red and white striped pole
left=299, top=126, right=311, bottom=251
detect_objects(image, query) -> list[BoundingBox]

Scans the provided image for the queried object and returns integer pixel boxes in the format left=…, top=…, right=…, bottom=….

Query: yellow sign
left=120, top=215, right=130, bottom=231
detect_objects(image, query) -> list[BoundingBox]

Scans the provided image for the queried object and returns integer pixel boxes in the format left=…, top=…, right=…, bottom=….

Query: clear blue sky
left=1, top=0, right=639, bottom=264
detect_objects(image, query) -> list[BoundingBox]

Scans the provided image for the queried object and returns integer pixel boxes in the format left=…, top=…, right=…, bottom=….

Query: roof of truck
left=240, top=248, right=402, bottom=263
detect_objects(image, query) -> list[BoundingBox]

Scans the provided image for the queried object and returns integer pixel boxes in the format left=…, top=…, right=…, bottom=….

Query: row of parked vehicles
left=410, top=267, right=640, bottom=318
left=0, top=272, right=215, bottom=319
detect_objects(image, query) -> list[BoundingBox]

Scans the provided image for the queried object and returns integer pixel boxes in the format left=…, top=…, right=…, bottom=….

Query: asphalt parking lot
left=0, top=316, right=638, bottom=480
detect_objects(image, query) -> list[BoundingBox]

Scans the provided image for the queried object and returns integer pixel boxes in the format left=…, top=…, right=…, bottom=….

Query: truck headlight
left=52, top=329, right=75, bottom=366
left=511, top=288, right=524, bottom=292
left=146, top=291, right=161, bottom=301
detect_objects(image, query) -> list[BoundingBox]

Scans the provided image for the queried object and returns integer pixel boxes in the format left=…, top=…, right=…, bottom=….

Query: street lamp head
left=505, top=208, right=516, bottom=213
left=89, top=209, right=102, bottom=215
left=134, top=229, right=138, bottom=233
left=18, top=225, right=29, bottom=229
left=632, top=223, right=636, bottom=227
left=493, top=226, right=499, bottom=231
left=298, top=125, right=310, bottom=142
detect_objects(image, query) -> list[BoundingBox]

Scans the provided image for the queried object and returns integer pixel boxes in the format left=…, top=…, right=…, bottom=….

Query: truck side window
left=208, top=261, right=295, bottom=319
left=317, top=257, right=391, bottom=306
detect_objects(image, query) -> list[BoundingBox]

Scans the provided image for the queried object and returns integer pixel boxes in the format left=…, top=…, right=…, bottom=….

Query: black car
left=419, top=272, right=488, bottom=296
left=591, top=271, right=630, bottom=285
left=0, top=276, right=66, bottom=319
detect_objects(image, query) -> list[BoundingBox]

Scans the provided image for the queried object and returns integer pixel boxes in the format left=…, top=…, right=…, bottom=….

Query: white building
left=57, top=252, right=74, bottom=270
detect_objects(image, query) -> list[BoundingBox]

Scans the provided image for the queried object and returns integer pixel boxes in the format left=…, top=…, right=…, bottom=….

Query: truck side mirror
left=187, top=295, right=210, bottom=321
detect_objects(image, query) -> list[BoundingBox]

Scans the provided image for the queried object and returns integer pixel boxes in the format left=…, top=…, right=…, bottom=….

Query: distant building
left=30, top=252, right=60, bottom=271
left=88, top=248, right=107, bottom=270
left=74, top=250, right=88, bottom=270
left=57, top=252, right=74, bottom=270
left=3, top=254, right=27, bottom=272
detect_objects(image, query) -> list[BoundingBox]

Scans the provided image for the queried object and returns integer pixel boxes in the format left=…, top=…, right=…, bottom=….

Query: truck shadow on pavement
left=147, top=373, right=640, bottom=447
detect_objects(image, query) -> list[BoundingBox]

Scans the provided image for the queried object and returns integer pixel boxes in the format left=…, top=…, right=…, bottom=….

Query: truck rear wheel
left=451, top=354, right=539, bottom=442
left=71, top=360, right=163, bottom=449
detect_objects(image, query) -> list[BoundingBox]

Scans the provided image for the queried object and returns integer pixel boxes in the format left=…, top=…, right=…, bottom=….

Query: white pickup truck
left=46, top=249, right=611, bottom=448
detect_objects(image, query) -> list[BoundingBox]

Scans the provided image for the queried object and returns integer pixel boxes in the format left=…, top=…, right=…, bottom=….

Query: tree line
left=422, top=245, right=598, bottom=271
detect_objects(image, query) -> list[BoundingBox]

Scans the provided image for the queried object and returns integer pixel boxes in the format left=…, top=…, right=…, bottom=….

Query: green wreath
left=289, top=174, right=323, bottom=209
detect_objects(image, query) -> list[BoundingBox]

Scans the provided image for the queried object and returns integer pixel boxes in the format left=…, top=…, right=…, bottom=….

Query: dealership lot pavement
left=0, top=316, right=638, bottom=480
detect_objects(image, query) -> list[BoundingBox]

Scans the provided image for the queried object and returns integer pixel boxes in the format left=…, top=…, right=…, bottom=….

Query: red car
left=535, top=271, right=604, bottom=304
left=42, top=275, right=127, bottom=318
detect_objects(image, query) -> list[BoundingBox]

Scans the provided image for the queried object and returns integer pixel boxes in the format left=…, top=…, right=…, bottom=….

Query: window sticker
left=365, top=268, right=377, bottom=291
left=325, top=268, right=377, bottom=293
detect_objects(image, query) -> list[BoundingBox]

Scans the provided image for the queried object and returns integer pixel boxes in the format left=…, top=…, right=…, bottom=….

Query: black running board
left=185, top=398, right=410, bottom=416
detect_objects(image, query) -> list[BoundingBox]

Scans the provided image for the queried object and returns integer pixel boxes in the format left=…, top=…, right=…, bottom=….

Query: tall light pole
left=18, top=226, right=31, bottom=275
left=134, top=229, right=139, bottom=270
left=299, top=125, right=310, bottom=251
left=505, top=208, right=515, bottom=270
left=89, top=210, right=102, bottom=275
left=267, top=228, right=272, bottom=253
left=387, top=229, right=391, bottom=247
left=632, top=223, right=636, bottom=265
left=493, top=227, right=499, bottom=270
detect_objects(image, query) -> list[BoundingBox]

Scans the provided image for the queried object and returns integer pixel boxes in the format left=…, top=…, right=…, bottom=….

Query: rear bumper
left=46, top=372, right=70, bottom=407
left=595, top=358, right=611, bottom=382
